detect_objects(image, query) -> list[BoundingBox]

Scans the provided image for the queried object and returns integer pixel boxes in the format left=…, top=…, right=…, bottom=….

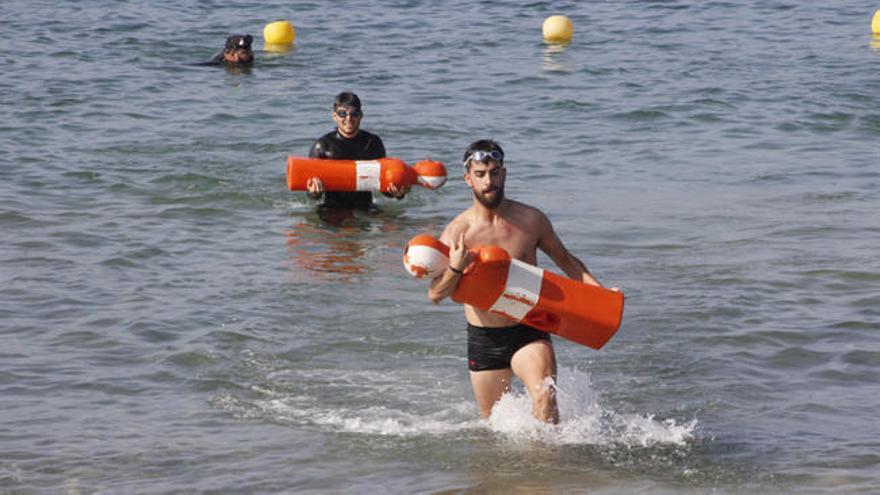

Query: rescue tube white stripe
left=489, top=259, right=543, bottom=321
left=418, top=175, right=447, bottom=189
left=355, top=161, right=382, bottom=191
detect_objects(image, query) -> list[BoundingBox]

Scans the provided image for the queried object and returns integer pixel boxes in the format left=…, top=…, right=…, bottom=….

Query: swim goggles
left=335, top=109, right=363, bottom=119
left=462, top=150, right=504, bottom=167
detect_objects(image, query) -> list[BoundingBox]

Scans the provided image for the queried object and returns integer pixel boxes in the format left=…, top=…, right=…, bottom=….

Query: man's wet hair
left=333, top=92, right=362, bottom=111
left=463, top=139, right=505, bottom=170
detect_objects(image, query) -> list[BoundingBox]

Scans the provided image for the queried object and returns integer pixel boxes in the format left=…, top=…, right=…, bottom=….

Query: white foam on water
left=259, top=398, right=483, bottom=437
left=486, top=366, right=698, bottom=447
left=212, top=388, right=483, bottom=437
left=211, top=366, right=695, bottom=445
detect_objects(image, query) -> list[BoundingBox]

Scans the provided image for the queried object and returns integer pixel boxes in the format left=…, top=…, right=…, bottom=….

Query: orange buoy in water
left=403, top=235, right=624, bottom=350
left=286, top=156, right=447, bottom=192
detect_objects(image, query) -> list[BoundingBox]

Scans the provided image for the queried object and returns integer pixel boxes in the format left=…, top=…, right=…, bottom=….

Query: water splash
left=212, top=365, right=696, bottom=447
left=487, top=367, right=697, bottom=447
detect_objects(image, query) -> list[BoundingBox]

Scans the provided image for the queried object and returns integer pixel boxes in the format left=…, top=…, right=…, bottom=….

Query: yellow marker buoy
left=872, top=9, right=880, bottom=35
left=543, top=15, right=573, bottom=43
left=264, top=20, right=295, bottom=45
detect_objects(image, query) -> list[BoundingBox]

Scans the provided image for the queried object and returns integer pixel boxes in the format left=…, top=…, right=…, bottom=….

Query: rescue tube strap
left=489, top=259, right=544, bottom=321
left=355, top=160, right=381, bottom=191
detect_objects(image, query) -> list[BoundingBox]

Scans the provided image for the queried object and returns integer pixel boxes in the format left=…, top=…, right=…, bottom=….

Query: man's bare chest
left=466, top=222, right=537, bottom=261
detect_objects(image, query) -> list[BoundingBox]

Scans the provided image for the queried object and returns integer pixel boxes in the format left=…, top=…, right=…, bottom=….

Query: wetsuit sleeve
left=309, top=138, right=327, bottom=159
left=375, top=136, right=386, bottom=159
left=193, top=50, right=225, bottom=66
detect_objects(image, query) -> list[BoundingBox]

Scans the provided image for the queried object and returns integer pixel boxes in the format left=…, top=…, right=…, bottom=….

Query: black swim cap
left=225, top=34, right=253, bottom=50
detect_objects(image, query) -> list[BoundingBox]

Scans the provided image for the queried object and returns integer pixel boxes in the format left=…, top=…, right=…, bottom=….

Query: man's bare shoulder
left=440, top=209, right=474, bottom=243
left=505, top=199, right=549, bottom=225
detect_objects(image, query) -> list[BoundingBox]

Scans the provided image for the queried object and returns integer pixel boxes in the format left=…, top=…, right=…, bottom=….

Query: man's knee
left=529, top=377, right=556, bottom=402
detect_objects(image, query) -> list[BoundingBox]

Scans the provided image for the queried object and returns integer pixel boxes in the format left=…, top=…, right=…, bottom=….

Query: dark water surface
left=2, top=1, right=879, bottom=493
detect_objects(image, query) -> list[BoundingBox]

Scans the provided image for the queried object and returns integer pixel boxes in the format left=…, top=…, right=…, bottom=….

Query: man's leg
left=511, top=340, right=559, bottom=423
left=469, top=368, right=512, bottom=418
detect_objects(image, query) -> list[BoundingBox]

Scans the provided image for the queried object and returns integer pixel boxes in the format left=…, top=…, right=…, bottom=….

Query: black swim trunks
left=467, top=323, right=551, bottom=372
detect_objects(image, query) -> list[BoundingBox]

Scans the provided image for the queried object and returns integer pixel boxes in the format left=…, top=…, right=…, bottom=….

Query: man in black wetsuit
left=199, top=34, right=254, bottom=66
left=306, top=92, right=408, bottom=211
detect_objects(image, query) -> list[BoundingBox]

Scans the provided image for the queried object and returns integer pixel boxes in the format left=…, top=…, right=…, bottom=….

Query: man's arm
left=536, top=211, right=603, bottom=287
left=428, top=231, right=472, bottom=303
left=306, top=139, right=325, bottom=199
left=373, top=135, right=386, bottom=159
left=373, top=136, right=409, bottom=200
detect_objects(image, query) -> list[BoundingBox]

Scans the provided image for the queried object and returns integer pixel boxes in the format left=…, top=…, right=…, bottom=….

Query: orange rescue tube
left=403, top=234, right=624, bottom=350
left=286, top=156, right=447, bottom=192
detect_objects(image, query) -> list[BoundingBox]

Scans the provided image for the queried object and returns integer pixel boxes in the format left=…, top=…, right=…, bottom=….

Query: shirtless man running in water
left=428, top=139, right=610, bottom=424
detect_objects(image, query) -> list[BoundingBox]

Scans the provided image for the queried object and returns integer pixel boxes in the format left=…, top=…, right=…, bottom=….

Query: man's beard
left=474, top=185, right=504, bottom=209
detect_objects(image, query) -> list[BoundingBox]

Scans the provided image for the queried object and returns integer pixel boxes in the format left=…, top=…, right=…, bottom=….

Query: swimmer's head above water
left=221, top=34, right=254, bottom=65
left=462, top=139, right=506, bottom=209
left=331, top=91, right=364, bottom=139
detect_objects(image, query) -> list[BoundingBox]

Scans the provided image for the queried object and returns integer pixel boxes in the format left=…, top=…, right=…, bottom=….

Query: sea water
left=2, top=1, right=878, bottom=493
